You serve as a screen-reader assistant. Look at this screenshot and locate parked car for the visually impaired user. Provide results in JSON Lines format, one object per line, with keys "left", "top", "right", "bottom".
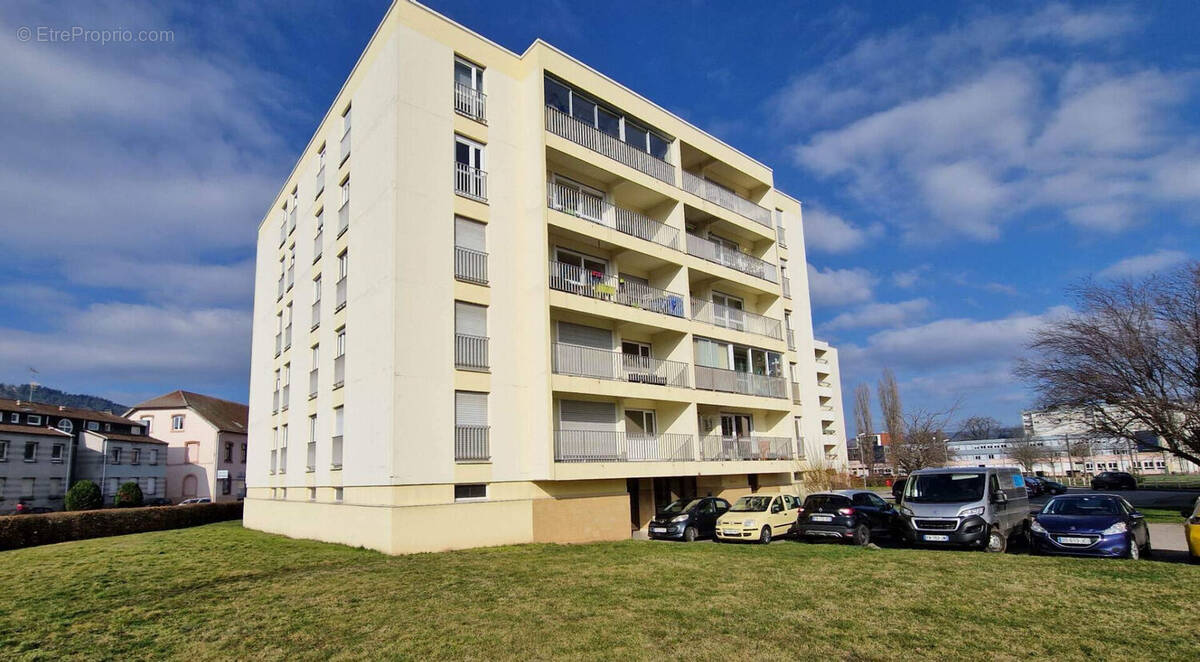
{"left": 12, "top": 504, "right": 53, "bottom": 515}
{"left": 1182, "top": 496, "right": 1200, "bottom": 564}
{"left": 1040, "top": 479, "right": 1067, "bottom": 495}
{"left": 891, "top": 478, "right": 907, "bottom": 503}
{"left": 715, "top": 493, "right": 801, "bottom": 544}
{"left": 794, "top": 490, "right": 898, "bottom": 546}
{"left": 897, "top": 467, "right": 1030, "bottom": 552}
{"left": 648, "top": 497, "right": 731, "bottom": 542}
{"left": 1091, "top": 471, "right": 1137, "bottom": 490}
{"left": 1031, "top": 494, "right": 1150, "bottom": 559}
{"left": 178, "top": 497, "right": 211, "bottom": 505}
{"left": 144, "top": 497, "right": 173, "bottom": 507}
{"left": 1024, "top": 476, "right": 1045, "bottom": 498}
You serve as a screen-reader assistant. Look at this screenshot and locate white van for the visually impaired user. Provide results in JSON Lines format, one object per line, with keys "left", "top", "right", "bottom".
{"left": 898, "top": 467, "right": 1030, "bottom": 553}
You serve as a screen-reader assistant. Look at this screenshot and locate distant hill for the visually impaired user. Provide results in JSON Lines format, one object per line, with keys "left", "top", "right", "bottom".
{"left": 0, "top": 384, "right": 127, "bottom": 415}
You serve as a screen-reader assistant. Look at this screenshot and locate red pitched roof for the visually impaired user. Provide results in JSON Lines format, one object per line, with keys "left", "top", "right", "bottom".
{"left": 128, "top": 390, "right": 248, "bottom": 434}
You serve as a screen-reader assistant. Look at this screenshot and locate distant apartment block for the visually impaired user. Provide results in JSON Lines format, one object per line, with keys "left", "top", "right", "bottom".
{"left": 244, "top": 0, "right": 849, "bottom": 554}
{"left": 126, "top": 390, "right": 249, "bottom": 502}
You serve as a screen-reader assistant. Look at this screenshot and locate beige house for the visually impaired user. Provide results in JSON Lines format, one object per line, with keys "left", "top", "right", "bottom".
{"left": 126, "top": 391, "right": 249, "bottom": 502}
{"left": 244, "top": 0, "right": 849, "bottom": 554}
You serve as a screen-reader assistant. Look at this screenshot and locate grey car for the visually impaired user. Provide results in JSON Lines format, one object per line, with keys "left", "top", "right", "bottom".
{"left": 897, "top": 466, "right": 1031, "bottom": 553}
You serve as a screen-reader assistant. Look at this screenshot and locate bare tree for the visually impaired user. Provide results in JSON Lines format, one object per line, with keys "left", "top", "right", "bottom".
{"left": 891, "top": 407, "right": 955, "bottom": 473}
{"left": 1006, "top": 437, "right": 1051, "bottom": 473}
{"left": 877, "top": 368, "right": 905, "bottom": 472}
{"left": 852, "top": 383, "right": 876, "bottom": 475}
{"left": 1017, "top": 263, "right": 1200, "bottom": 466}
{"left": 957, "top": 416, "right": 1001, "bottom": 441}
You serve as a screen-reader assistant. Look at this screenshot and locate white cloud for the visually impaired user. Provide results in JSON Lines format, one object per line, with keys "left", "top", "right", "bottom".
{"left": 892, "top": 265, "right": 931, "bottom": 289}
{"left": 822, "top": 298, "right": 931, "bottom": 331}
{"left": 1097, "top": 249, "right": 1190, "bottom": 279}
{"left": 806, "top": 265, "right": 877, "bottom": 307}
{"left": 802, "top": 207, "right": 883, "bottom": 253}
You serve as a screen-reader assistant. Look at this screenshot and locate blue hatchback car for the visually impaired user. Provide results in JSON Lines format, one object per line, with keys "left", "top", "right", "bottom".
{"left": 1030, "top": 494, "right": 1150, "bottom": 559}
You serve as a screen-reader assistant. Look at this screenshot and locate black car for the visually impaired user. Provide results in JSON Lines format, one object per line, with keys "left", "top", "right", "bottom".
{"left": 1024, "top": 476, "right": 1045, "bottom": 497}
{"left": 1091, "top": 471, "right": 1137, "bottom": 491}
{"left": 1041, "top": 479, "right": 1067, "bottom": 495}
{"left": 144, "top": 497, "right": 173, "bottom": 506}
{"left": 891, "top": 478, "right": 907, "bottom": 503}
{"left": 648, "top": 497, "right": 731, "bottom": 542}
{"left": 794, "top": 490, "right": 898, "bottom": 546}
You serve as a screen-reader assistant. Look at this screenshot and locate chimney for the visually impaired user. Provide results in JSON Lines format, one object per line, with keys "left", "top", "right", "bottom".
{"left": 59, "top": 405, "right": 66, "bottom": 411}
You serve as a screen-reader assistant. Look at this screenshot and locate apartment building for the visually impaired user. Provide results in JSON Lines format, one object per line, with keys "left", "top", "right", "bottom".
{"left": 126, "top": 390, "right": 250, "bottom": 502}
{"left": 244, "top": 0, "right": 848, "bottom": 554}
{"left": 946, "top": 437, "right": 1200, "bottom": 476}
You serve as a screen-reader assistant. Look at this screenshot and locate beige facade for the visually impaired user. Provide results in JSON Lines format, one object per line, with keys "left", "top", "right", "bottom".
{"left": 245, "top": 0, "right": 849, "bottom": 554}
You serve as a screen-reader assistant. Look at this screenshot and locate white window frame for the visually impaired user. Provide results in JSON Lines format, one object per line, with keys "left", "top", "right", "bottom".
{"left": 172, "top": 414, "right": 185, "bottom": 431}
{"left": 454, "top": 135, "right": 485, "bottom": 170}
{"left": 624, "top": 409, "right": 657, "bottom": 436}
{"left": 140, "top": 417, "right": 152, "bottom": 433}
{"left": 28, "top": 414, "right": 42, "bottom": 426}
{"left": 454, "top": 56, "right": 484, "bottom": 92}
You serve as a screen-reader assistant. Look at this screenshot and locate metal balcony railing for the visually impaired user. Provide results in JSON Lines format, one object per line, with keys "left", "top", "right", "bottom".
{"left": 686, "top": 234, "right": 777, "bottom": 282}
{"left": 313, "top": 229, "right": 323, "bottom": 263}
{"left": 552, "top": 343, "right": 690, "bottom": 388}
{"left": 455, "top": 333, "right": 489, "bottom": 370}
{"left": 331, "top": 435, "right": 343, "bottom": 469}
{"left": 545, "top": 106, "right": 675, "bottom": 185}
{"left": 340, "top": 129, "right": 350, "bottom": 164}
{"left": 694, "top": 365, "right": 787, "bottom": 398}
{"left": 791, "top": 382, "right": 802, "bottom": 404}
{"left": 547, "top": 181, "right": 680, "bottom": 251}
{"left": 681, "top": 170, "right": 771, "bottom": 227}
{"left": 690, "top": 297, "right": 782, "bottom": 340}
{"left": 455, "top": 425, "right": 489, "bottom": 462}
{"left": 548, "top": 260, "right": 686, "bottom": 318}
{"left": 315, "top": 165, "right": 325, "bottom": 197}
{"left": 306, "top": 441, "right": 316, "bottom": 472}
{"left": 454, "top": 81, "right": 486, "bottom": 122}
{"left": 781, "top": 276, "right": 791, "bottom": 299}
{"left": 309, "top": 369, "right": 318, "bottom": 399}
{"left": 554, "top": 430, "right": 695, "bottom": 463}
{"left": 311, "top": 299, "right": 320, "bottom": 331}
{"left": 335, "top": 277, "right": 347, "bottom": 312}
{"left": 333, "top": 355, "right": 345, "bottom": 389}
{"left": 454, "top": 246, "right": 488, "bottom": 285}
{"left": 454, "top": 162, "right": 487, "bottom": 201}
{"left": 337, "top": 202, "right": 349, "bottom": 237}
{"left": 699, "top": 435, "right": 794, "bottom": 461}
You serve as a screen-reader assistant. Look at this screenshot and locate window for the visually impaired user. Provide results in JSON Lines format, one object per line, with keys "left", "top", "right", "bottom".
{"left": 131, "top": 425, "right": 142, "bottom": 435}
{"left": 8, "top": 413, "right": 16, "bottom": 423}
{"left": 240, "top": 442, "right": 247, "bottom": 463}
{"left": 454, "top": 135, "right": 484, "bottom": 171}
{"left": 549, "top": 175, "right": 604, "bottom": 222}
{"left": 224, "top": 442, "right": 234, "bottom": 462}
{"left": 28, "top": 414, "right": 42, "bottom": 425}
{"left": 454, "top": 56, "right": 484, "bottom": 92}
{"left": 222, "top": 478, "right": 232, "bottom": 496}
{"left": 334, "top": 487, "right": 344, "bottom": 502}
{"left": 0, "top": 476, "right": 5, "bottom": 497}
{"left": 51, "top": 444, "right": 64, "bottom": 462}
{"left": 50, "top": 477, "right": 63, "bottom": 498}
{"left": 172, "top": 414, "right": 185, "bottom": 431}
{"left": 24, "top": 442, "right": 37, "bottom": 462}
{"left": 455, "top": 301, "right": 487, "bottom": 338}
{"left": 149, "top": 449, "right": 159, "bottom": 465}
{"left": 57, "top": 418, "right": 73, "bottom": 434}
{"left": 110, "top": 447, "right": 121, "bottom": 464}
{"left": 454, "top": 216, "right": 486, "bottom": 252}
{"left": 341, "top": 104, "right": 351, "bottom": 136}
{"left": 340, "top": 177, "right": 350, "bottom": 209}
{"left": 21, "top": 478, "right": 35, "bottom": 499}
{"left": 338, "top": 251, "right": 348, "bottom": 281}
{"left": 624, "top": 409, "right": 657, "bottom": 436}
{"left": 454, "top": 484, "right": 487, "bottom": 501}
{"left": 104, "top": 422, "right": 111, "bottom": 431}
{"left": 309, "top": 414, "right": 318, "bottom": 442}
{"left": 455, "top": 391, "right": 488, "bottom": 429}
{"left": 0, "top": 440, "right": 7, "bottom": 461}
{"left": 308, "top": 486, "right": 317, "bottom": 501}
{"left": 131, "top": 448, "right": 141, "bottom": 464}
{"left": 336, "top": 328, "right": 346, "bottom": 358}
{"left": 543, "top": 76, "right": 670, "bottom": 160}
{"left": 145, "top": 477, "right": 157, "bottom": 495}
{"left": 185, "top": 442, "right": 199, "bottom": 463}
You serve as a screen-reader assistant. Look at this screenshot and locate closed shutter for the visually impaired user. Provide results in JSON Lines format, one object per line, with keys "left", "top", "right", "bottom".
{"left": 557, "top": 322, "right": 611, "bottom": 349}
{"left": 455, "top": 391, "right": 488, "bottom": 426}
{"left": 693, "top": 338, "right": 729, "bottom": 369}
{"left": 455, "top": 302, "right": 486, "bottom": 336}
{"left": 559, "top": 400, "right": 616, "bottom": 431}
{"left": 455, "top": 216, "right": 485, "bottom": 251}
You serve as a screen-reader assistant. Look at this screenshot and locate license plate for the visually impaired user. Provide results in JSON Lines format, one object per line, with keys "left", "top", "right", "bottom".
{"left": 723, "top": 529, "right": 739, "bottom": 536}
{"left": 923, "top": 534, "right": 950, "bottom": 542}
{"left": 1058, "top": 536, "right": 1091, "bottom": 545}
{"left": 811, "top": 515, "right": 833, "bottom": 522}
{"left": 650, "top": 527, "right": 666, "bottom": 533}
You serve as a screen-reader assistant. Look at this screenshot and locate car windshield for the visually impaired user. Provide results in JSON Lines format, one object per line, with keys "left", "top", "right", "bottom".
{"left": 1042, "top": 496, "right": 1122, "bottom": 516}
{"left": 729, "top": 496, "right": 773, "bottom": 512}
{"left": 803, "top": 495, "right": 850, "bottom": 513}
{"left": 660, "top": 499, "right": 701, "bottom": 514}
{"left": 905, "top": 473, "right": 986, "bottom": 503}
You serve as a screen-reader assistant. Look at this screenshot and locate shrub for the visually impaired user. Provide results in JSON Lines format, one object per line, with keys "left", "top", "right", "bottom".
{"left": 0, "top": 502, "right": 243, "bottom": 551}
{"left": 65, "top": 480, "right": 103, "bottom": 511}
{"left": 114, "top": 481, "right": 144, "bottom": 508}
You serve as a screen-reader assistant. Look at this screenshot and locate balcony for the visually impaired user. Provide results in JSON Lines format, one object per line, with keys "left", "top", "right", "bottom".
{"left": 331, "top": 435, "right": 343, "bottom": 469}
{"left": 306, "top": 441, "right": 316, "bottom": 472}
{"left": 545, "top": 106, "right": 675, "bottom": 185}
{"left": 455, "top": 425, "right": 490, "bottom": 462}
{"left": 791, "top": 382, "right": 801, "bottom": 405}
{"left": 311, "top": 299, "right": 320, "bottom": 331}
{"left": 335, "top": 277, "right": 347, "bottom": 312}
{"left": 454, "top": 246, "right": 488, "bottom": 285}
{"left": 455, "top": 333, "right": 489, "bottom": 370}
{"left": 552, "top": 343, "right": 690, "bottom": 388}
{"left": 549, "top": 261, "right": 685, "bottom": 318}
{"left": 333, "top": 355, "right": 345, "bottom": 389}
{"left": 313, "top": 229, "right": 323, "bottom": 263}
{"left": 340, "top": 129, "right": 350, "bottom": 165}
{"left": 690, "top": 297, "right": 782, "bottom": 340}
{"left": 694, "top": 365, "right": 787, "bottom": 398}
{"left": 308, "top": 369, "right": 318, "bottom": 399}
{"left": 781, "top": 275, "right": 791, "bottom": 299}
{"left": 547, "top": 181, "right": 679, "bottom": 251}
{"left": 681, "top": 171, "right": 771, "bottom": 228}
{"left": 269, "top": 448, "right": 277, "bottom": 474}
{"left": 686, "top": 234, "right": 777, "bottom": 283}
{"left": 454, "top": 81, "right": 486, "bottom": 122}
{"left": 315, "top": 165, "right": 325, "bottom": 197}
{"left": 699, "top": 435, "right": 794, "bottom": 461}
{"left": 337, "top": 202, "right": 349, "bottom": 237}
{"left": 554, "top": 430, "right": 694, "bottom": 463}
{"left": 454, "top": 162, "right": 487, "bottom": 202}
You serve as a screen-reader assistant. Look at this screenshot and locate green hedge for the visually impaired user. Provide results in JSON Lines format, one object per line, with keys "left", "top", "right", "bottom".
{"left": 0, "top": 502, "right": 243, "bottom": 551}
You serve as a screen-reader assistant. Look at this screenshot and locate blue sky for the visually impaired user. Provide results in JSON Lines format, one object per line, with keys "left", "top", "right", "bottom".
{"left": 1, "top": 1, "right": 1197, "bottom": 430}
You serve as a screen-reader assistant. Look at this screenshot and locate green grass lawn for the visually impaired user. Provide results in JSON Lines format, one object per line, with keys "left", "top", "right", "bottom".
{"left": 1138, "top": 507, "right": 1188, "bottom": 524}
{"left": 2, "top": 522, "right": 1198, "bottom": 661}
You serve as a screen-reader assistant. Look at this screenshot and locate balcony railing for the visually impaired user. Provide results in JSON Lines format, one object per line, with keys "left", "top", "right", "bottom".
{"left": 313, "top": 229, "right": 323, "bottom": 263}
{"left": 309, "top": 369, "right": 318, "bottom": 399}
{"left": 315, "top": 165, "right": 325, "bottom": 197}
{"left": 306, "top": 441, "right": 316, "bottom": 472}
{"left": 280, "top": 385, "right": 289, "bottom": 411}
{"left": 269, "top": 449, "right": 277, "bottom": 474}
{"left": 455, "top": 425, "right": 489, "bottom": 462}
{"left": 331, "top": 435, "right": 343, "bottom": 469}
{"left": 552, "top": 343, "right": 690, "bottom": 388}
{"left": 549, "top": 260, "right": 685, "bottom": 318}
{"left": 337, "top": 202, "right": 349, "bottom": 237}
{"left": 335, "top": 277, "right": 347, "bottom": 312}
{"left": 311, "top": 299, "right": 320, "bottom": 331}
{"left": 781, "top": 276, "right": 791, "bottom": 299}
{"left": 699, "top": 435, "right": 794, "bottom": 461}
{"left": 340, "top": 129, "right": 350, "bottom": 164}
{"left": 454, "top": 162, "right": 487, "bottom": 202}
{"left": 690, "top": 297, "right": 782, "bottom": 340}
{"left": 787, "top": 330, "right": 796, "bottom": 351}
{"left": 694, "top": 365, "right": 787, "bottom": 398}
{"left": 791, "top": 382, "right": 802, "bottom": 404}
{"left": 455, "top": 333, "right": 489, "bottom": 370}
{"left": 545, "top": 106, "right": 675, "bottom": 185}
{"left": 454, "top": 81, "right": 486, "bottom": 122}
{"left": 554, "top": 430, "right": 695, "bottom": 463}
{"left": 681, "top": 170, "right": 771, "bottom": 227}
{"left": 686, "top": 234, "right": 777, "bottom": 282}
{"left": 547, "top": 181, "right": 679, "bottom": 251}
{"left": 333, "top": 355, "right": 345, "bottom": 389}
{"left": 454, "top": 246, "right": 488, "bottom": 285}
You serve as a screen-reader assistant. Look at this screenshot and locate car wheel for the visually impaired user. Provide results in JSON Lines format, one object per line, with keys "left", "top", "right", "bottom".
{"left": 852, "top": 524, "right": 870, "bottom": 546}
{"left": 1142, "top": 539, "right": 1152, "bottom": 559}
{"left": 760, "top": 525, "right": 772, "bottom": 544}
{"left": 683, "top": 526, "right": 697, "bottom": 543}
{"left": 985, "top": 528, "right": 1007, "bottom": 553}
{"left": 1127, "top": 535, "right": 1140, "bottom": 560}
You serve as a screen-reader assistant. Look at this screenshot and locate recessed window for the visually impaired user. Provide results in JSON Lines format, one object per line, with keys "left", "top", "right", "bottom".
{"left": 308, "top": 487, "right": 317, "bottom": 501}
{"left": 0, "top": 440, "right": 8, "bottom": 462}
{"left": 24, "top": 442, "right": 38, "bottom": 462}
{"left": 172, "top": 414, "right": 185, "bottom": 431}
{"left": 149, "top": 449, "right": 159, "bottom": 465}
{"left": 131, "top": 448, "right": 141, "bottom": 465}
{"left": 110, "top": 447, "right": 121, "bottom": 464}
{"left": 334, "top": 487, "right": 344, "bottom": 502}
{"left": 224, "top": 441, "right": 234, "bottom": 462}
{"left": 21, "top": 477, "right": 35, "bottom": 499}
{"left": 27, "top": 414, "right": 42, "bottom": 426}
{"left": 8, "top": 413, "right": 17, "bottom": 424}
{"left": 454, "top": 484, "right": 487, "bottom": 501}
{"left": 104, "top": 422, "right": 111, "bottom": 432}
{"left": 240, "top": 443, "right": 247, "bottom": 463}
{"left": 57, "top": 418, "right": 73, "bottom": 434}
{"left": 51, "top": 444, "right": 64, "bottom": 462}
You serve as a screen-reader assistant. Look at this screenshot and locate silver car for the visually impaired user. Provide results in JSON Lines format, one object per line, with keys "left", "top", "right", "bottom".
{"left": 898, "top": 466, "right": 1030, "bottom": 553}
